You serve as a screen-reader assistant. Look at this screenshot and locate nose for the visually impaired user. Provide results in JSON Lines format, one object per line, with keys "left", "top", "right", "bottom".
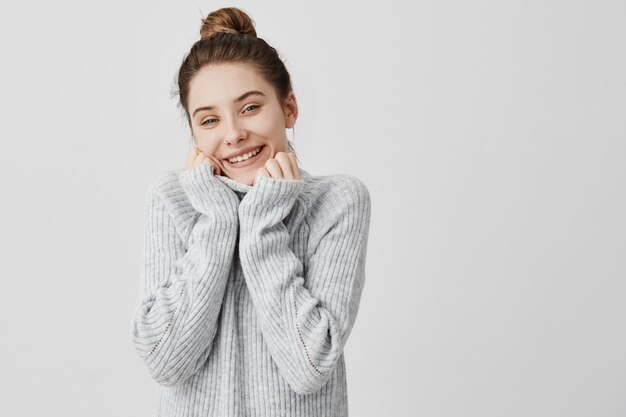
{"left": 223, "top": 116, "right": 247, "bottom": 145}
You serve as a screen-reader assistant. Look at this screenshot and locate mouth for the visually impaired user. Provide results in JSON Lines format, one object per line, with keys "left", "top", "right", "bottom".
{"left": 223, "top": 145, "right": 267, "bottom": 169}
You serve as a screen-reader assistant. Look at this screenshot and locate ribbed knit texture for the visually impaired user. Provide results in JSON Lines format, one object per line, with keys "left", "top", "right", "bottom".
{"left": 130, "top": 163, "right": 371, "bottom": 417}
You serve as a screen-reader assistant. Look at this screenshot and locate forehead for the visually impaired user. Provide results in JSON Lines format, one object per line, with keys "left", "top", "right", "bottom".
{"left": 188, "top": 62, "right": 272, "bottom": 107}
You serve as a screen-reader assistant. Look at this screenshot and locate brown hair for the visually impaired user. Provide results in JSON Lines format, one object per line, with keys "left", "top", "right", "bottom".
{"left": 174, "top": 7, "right": 295, "bottom": 138}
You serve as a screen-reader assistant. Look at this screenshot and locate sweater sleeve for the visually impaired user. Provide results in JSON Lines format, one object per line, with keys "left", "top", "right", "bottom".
{"left": 237, "top": 174, "right": 371, "bottom": 395}
{"left": 130, "top": 164, "right": 239, "bottom": 386}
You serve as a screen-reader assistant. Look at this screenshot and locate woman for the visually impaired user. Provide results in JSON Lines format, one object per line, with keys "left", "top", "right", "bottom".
{"left": 130, "top": 7, "right": 371, "bottom": 416}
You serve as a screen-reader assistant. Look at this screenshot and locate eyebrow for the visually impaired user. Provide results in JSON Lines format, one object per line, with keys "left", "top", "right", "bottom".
{"left": 192, "top": 90, "right": 266, "bottom": 118}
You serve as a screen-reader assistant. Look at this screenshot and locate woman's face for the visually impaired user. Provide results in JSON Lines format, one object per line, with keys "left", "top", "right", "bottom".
{"left": 187, "top": 62, "right": 297, "bottom": 185}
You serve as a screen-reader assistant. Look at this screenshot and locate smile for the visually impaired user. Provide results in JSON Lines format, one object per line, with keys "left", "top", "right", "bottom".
{"left": 224, "top": 145, "right": 266, "bottom": 168}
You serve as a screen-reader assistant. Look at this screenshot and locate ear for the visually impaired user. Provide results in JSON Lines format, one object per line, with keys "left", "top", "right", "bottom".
{"left": 284, "top": 91, "right": 298, "bottom": 129}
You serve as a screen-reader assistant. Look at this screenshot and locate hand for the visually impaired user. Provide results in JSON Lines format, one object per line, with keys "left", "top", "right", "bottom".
{"left": 254, "top": 151, "right": 300, "bottom": 186}
{"left": 185, "top": 146, "right": 224, "bottom": 176}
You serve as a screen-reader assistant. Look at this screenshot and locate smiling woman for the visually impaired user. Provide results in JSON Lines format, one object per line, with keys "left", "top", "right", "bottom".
{"left": 130, "top": 6, "right": 372, "bottom": 417}
{"left": 187, "top": 62, "right": 297, "bottom": 186}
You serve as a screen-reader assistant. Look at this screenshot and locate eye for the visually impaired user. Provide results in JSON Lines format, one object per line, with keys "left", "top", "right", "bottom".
{"left": 200, "top": 117, "right": 218, "bottom": 126}
{"left": 243, "top": 104, "right": 261, "bottom": 113}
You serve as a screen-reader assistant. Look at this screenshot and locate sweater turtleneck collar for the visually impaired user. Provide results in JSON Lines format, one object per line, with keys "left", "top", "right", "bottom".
{"left": 215, "top": 168, "right": 312, "bottom": 196}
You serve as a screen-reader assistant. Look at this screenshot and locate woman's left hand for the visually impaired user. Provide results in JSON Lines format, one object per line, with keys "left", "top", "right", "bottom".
{"left": 254, "top": 151, "right": 300, "bottom": 186}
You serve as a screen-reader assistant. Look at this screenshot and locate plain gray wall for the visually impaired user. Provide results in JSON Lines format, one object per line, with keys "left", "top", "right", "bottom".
{"left": 0, "top": 0, "right": 624, "bottom": 416}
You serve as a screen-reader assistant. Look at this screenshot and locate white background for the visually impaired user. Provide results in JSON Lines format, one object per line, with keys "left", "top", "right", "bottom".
{"left": 0, "top": 0, "right": 624, "bottom": 416}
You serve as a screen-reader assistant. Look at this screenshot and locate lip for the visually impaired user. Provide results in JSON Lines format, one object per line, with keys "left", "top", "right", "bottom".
{"left": 223, "top": 145, "right": 265, "bottom": 160}
{"left": 224, "top": 145, "right": 267, "bottom": 169}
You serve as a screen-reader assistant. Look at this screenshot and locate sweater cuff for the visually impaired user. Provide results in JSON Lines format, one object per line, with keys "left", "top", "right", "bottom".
{"left": 240, "top": 175, "right": 303, "bottom": 209}
{"left": 178, "top": 163, "right": 239, "bottom": 218}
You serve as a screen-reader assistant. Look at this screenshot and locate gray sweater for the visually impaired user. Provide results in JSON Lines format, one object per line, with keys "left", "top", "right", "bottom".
{"left": 131, "top": 163, "right": 371, "bottom": 416}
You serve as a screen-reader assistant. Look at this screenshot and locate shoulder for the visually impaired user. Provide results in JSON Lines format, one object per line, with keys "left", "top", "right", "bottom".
{"left": 300, "top": 170, "right": 370, "bottom": 211}
{"left": 144, "top": 169, "right": 195, "bottom": 221}
{"left": 299, "top": 170, "right": 371, "bottom": 252}
{"left": 143, "top": 169, "right": 198, "bottom": 243}
{"left": 146, "top": 169, "right": 186, "bottom": 200}
{"left": 299, "top": 170, "right": 371, "bottom": 236}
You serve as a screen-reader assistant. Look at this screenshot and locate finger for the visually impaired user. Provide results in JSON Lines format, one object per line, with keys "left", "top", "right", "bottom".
{"left": 206, "top": 154, "right": 223, "bottom": 175}
{"left": 274, "top": 152, "right": 294, "bottom": 179}
{"left": 257, "top": 167, "right": 270, "bottom": 177}
{"left": 254, "top": 167, "right": 270, "bottom": 186}
{"left": 193, "top": 151, "right": 208, "bottom": 168}
{"left": 287, "top": 151, "right": 300, "bottom": 180}
{"left": 264, "top": 158, "right": 283, "bottom": 178}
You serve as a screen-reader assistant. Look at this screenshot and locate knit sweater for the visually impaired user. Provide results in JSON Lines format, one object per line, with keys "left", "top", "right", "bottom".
{"left": 130, "top": 162, "right": 371, "bottom": 417}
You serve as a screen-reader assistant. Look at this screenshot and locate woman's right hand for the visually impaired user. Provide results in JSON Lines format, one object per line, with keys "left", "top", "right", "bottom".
{"left": 180, "top": 146, "right": 239, "bottom": 222}
{"left": 185, "top": 146, "right": 223, "bottom": 176}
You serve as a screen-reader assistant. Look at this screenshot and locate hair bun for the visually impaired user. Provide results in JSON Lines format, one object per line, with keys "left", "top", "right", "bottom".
{"left": 200, "top": 7, "right": 257, "bottom": 39}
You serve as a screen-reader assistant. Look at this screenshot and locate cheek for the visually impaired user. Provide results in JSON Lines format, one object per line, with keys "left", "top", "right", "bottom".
{"left": 195, "top": 133, "right": 220, "bottom": 154}
{"left": 257, "top": 112, "right": 287, "bottom": 139}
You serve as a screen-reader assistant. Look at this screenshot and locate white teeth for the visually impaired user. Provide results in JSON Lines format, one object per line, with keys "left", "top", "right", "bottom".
{"left": 228, "top": 146, "right": 262, "bottom": 163}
